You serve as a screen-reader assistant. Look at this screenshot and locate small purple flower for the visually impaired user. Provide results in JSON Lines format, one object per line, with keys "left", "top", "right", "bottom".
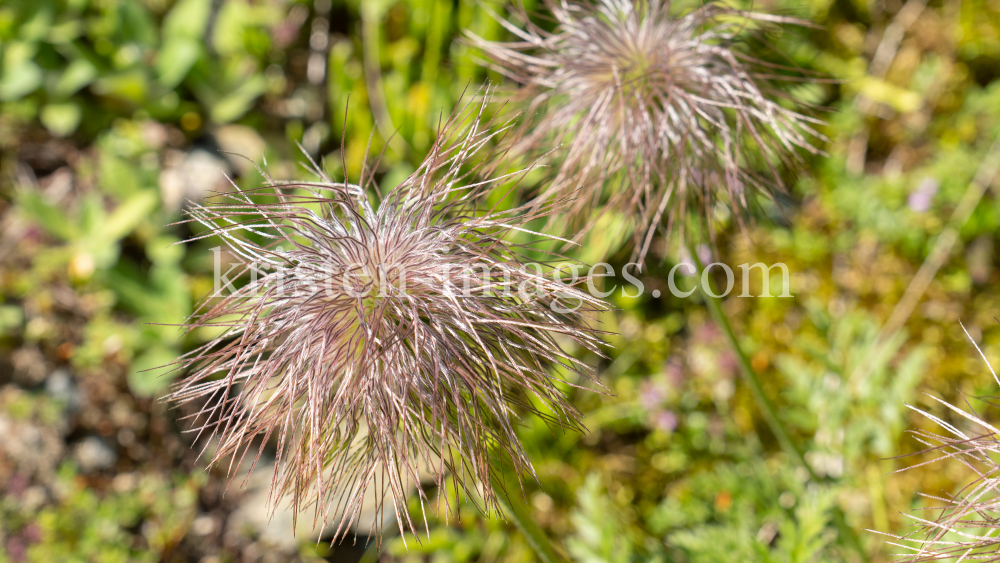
{"left": 20, "top": 524, "right": 40, "bottom": 544}
{"left": 5, "top": 473, "right": 28, "bottom": 498}
{"left": 663, "top": 360, "right": 684, "bottom": 388}
{"left": 907, "top": 177, "right": 938, "bottom": 212}
{"left": 639, "top": 380, "right": 669, "bottom": 410}
{"left": 6, "top": 538, "right": 26, "bottom": 563}
{"left": 696, "top": 244, "right": 713, "bottom": 267}
{"left": 651, "top": 410, "right": 678, "bottom": 433}
{"left": 694, "top": 322, "right": 722, "bottom": 343}
{"left": 717, "top": 351, "right": 738, "bottom": 379}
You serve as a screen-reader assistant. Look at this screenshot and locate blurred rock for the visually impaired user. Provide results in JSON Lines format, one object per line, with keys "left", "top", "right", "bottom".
{"left": 111, "top": 471, "right": 140, "bottom": 492}
{"left": 21, "top": 485, "right": 47, "bottom": 512}
{"left": 39, "top": 167, "right": 73, "bottom": 201}
{"left": 226, "top": 460, "right": 325, "bottom": 551}
{"left": 214, "top": 125, "right": 266, "bottom": 175}
{"left": 226, "top": 459, "right": 397, "bottom": 551}
{"left": 0, "top": 409, "right": 65, "bottom": 484}
{"left": 73, "top": 436, "right": 117, "bottom": 473}
{"left": 191, "top": 514, "right": 218, "bottom": 536}
{"left": 141, "top": 121, "right": 170, "bottom": 150}
{"left": 11, "top": 347, "right": 52, "bottom": 387}
{"left": 45, "top": 368, "right": 79, "bottom": 411}
{"left": 159, "top": 149, "right": 233, "bottom": 211}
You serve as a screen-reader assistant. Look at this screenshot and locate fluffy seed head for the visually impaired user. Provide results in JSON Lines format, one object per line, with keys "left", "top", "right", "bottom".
{"left": 468, "top": 0, "right": 825, "bottom": 261}
{"left": 878, "top": 326, "right": 1000, "bottom": 561}
{"left": 168, "top": 98, "right": 605, "bottom": 542}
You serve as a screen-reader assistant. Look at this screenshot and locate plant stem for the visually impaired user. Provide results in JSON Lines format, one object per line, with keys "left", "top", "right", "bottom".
{"left": 360, "top": 2, "right": 407, "bottom": 155}
{"left": 493, "top": 480, "right": 565, "bottom": 563}
{"left": 357, "top": 540, "right": 380, "bottom": 563}
{"left": 689, "top": 245, "right": 869, "bottom": 562}
{"left": 354, "top": 479, "right": 564, "bottom": 563}
{"left": 688, "top": 247, "right": 811, "bottom": 474}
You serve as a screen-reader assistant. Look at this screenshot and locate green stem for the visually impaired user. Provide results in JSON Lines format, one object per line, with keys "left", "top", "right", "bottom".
{"left": 354, "top": 480, "right": 564, "bottom": 563}
{"left": 493, "top": 480, "right": 565, "bottom": 563}
{"left": 689, "top": 246, "right": 869, "bottom": 562}
{"left": 357, "top": 540, "right": 380, "bottom": 563}
{"left": 689, "top": 250, "right": 812, "bottom": 476}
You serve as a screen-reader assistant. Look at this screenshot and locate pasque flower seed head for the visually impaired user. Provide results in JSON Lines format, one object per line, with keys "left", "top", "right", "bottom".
{"left": 168, "top": 96, "right": 606, "bottom": 541}
{"left": 468, "top": 0, "right": 825, "bottom": 261}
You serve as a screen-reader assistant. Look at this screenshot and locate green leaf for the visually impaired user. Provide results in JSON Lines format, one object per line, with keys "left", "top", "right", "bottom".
{"left": 0, "top": 305, "right": 24, "bottom": 336}
{"left": 567, "top": 474, "right": 634, "bottom": 563}
{"left": 212, "top": 0, "right": 252, "bottom": 56}
{"left": 120, "top": 1, "right": 158, "bottom": 46}
{"left": 46, "top": 19, "right": 83, "bottom": 44}
{"left": 856, "top": 76, "right": 922, "bottom": 113}
{"left": 40, "top": 102, "right": 82, "bottom": 136}
{"left": 146, "top": 235, "right": 184, "bottom": 265}
{"left": 18, "top": 4, "right": 52, "bottom": 42}
{"left": 17, "top": 191, "right": 75, "bottom": 241}
{"left": 101, "top": 191, "right": 158, "bottom": 243}
{"left": 98, "top": 151, "right": 142, "bottom": 198}
{"left": 54, "top": 58, "right": 98, "bottom": 97}
{"left": 77, "top": 195, "right": 106, "bottom": 238}
{"left": 0, "top": 60, "right": 42, "bottom": 100}
{"left": 91, "top": 69, "right": 149, "bottom": 104}
{"left": 210, "top": 73, "right": 265, "bottom": 124}
{"left": 77, "top": 192, "right": 107, "bottom": 241}
{"left": 128, "top": 346, "right": 179, "bottom": 397}
{"left": 163, "top": 0, "right": 210, "bottom": 40}
{"left": 496, "top": 490, "right": 567, "bottom": 563}
{"left": 105, "top": 264, "right": 158, "bottom": 318}
{"left": 106, "top": 260, "right": 190, "bottom": 346}
{"left": 156, "top": 37, "right": 201, "bottom": 89}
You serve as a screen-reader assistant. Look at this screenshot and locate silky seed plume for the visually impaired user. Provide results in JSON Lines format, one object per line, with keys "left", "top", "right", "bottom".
{"left": 468, "top": 0, "right": 825, "bottom": 261}
{"left": 167, "top": 96, "right": 606, "bottom": 543}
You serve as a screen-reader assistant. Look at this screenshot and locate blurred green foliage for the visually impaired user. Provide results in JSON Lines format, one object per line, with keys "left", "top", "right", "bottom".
{"left": 0, "top": 0, "right": 278, "bottom": 134}
{"left": 0, "top": 465, "right": 202, "bottom": 563}
{"left": 4, "top": 0, "right": 1000, "bottom": 562}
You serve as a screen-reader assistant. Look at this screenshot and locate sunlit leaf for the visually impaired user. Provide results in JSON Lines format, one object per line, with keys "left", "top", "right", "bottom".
{"left": 40, "top": 102, "right": 82, "bottom": 136}
{"left": 92, "top": 69, "right": 149, "bottom": 104}
{"left": 0, "top": 60, "right": 42, "bottom": 100}
{"left": 163, "top": 0, "right": 211, "bottom": 40}
{"left": 54, "top": 57, "right": 97, "bottom": 97}
{"left": 128, "top": 346, "right": 179, "bottom": 397}
{"left": 209, "top": 73, "right": 265, "bottom": 123}
{"left": 102, "top": 191, "right": 158, "bottom": 243}
{"left": 156, "top": 36, "right": 201, "bottom": 89}
{"left": 16, "top": 191, "right": 75, "bottom": 241}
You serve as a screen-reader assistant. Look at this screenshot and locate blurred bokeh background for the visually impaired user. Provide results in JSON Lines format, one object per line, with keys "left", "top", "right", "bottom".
{"left": 2, "top": 0, "right": 1000, "bottom": 561}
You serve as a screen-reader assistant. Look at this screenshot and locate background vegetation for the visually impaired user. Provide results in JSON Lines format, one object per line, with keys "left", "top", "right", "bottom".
{"left": 2, "top": 0, "right": 1000, "bottom": 561}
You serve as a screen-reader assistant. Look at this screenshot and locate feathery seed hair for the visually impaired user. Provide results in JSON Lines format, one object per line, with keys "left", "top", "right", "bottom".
{"left": 168, "top": 98, "right": 606, "bottom": 543}
{"left": 467, "top": 0, "right": 825, "bottom": 261}
{"left": 876, "top": 324, "right": 1000, "bottom": 561}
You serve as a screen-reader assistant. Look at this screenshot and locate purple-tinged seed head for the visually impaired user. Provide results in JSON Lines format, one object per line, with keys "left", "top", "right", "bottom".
{"left": 166, "top": 93, "right": 608, "bottom": 543}
{"left": 468, "top": 0, "right": 826, "bottom": 262}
